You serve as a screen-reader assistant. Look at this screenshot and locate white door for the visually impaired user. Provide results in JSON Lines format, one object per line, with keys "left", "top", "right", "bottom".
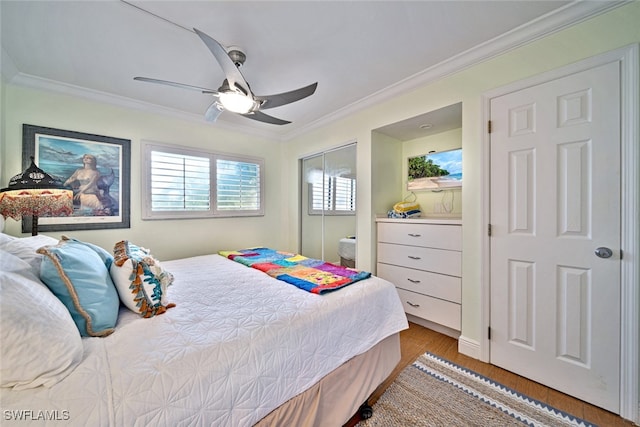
{"left": 489, "top": 61, "right": 621, "bottom": 412}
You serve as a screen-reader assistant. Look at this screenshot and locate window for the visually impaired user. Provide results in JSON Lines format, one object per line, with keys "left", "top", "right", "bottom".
{"left": 149, "top": 151, "right": 211, "bottom": 213}
{"left": 143, "top": 142, "right": 264, "bottom": 219}
{"left": 215, "top": 158, "right": 262, "bottom": 213}
{"left": 309, "top": 174, "right": 356, "bottom": 215}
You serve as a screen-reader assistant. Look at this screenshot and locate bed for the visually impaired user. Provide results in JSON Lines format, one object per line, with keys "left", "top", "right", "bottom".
{"left": 338, "top": 237, "right": 356, "bottom": 268}
{"left": 0, "top": 234, "right": 408, "bottom": 426}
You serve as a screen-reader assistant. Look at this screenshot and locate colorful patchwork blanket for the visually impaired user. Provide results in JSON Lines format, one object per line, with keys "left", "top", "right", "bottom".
{"left": 219, "top": 247, "right": 371, "bottom": 294}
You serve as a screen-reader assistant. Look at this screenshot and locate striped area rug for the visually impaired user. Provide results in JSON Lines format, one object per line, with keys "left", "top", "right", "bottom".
{"left": 357, "top": 352, "right": 595, "bottom": 427}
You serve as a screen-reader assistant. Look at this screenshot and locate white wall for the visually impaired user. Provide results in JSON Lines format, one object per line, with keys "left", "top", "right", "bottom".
{"left": 283, "top": 2, "right": 640, "bottom": 345}
{"left": 0, "top": 84, "right": 286, "bottom": 260}
{"left": 369, "top": 131, "right": 403, "bottom": 270}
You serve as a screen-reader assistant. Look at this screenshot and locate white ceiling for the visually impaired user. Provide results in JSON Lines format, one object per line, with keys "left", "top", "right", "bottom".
{"left": 375, "top": 102, "right": 463, "bottom": 141}
{"left": 0, "top": 1, "right": 622, "bottom": 141}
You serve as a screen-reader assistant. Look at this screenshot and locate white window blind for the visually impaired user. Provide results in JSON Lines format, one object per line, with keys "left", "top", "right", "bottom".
{"left": 333, "top": 176, "right": 356, "bottom": 211}
{"left": 150, "top": 151, "right": 210, "bottom": 212}
{"left": 311, "top": 175, "right": 331, "bottom": 211}
{"left": 310, "top": 175, "right": 356, "bottom": 215}
{"left": 143, "top": 142, "right": 264, "bottom": 219}
{"left": 215, "top": 158, "right": 261, "bottom": 213}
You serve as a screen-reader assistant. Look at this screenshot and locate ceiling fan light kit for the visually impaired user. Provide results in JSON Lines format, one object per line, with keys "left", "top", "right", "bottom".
{"left": 134, "top": 28, "right": 317, "bottom": 125}
{"left": 219, "top": 91, "right": 256, "bottom": 114}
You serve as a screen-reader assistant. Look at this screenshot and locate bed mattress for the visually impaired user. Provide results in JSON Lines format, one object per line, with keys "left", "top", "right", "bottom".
{"left": 1, "top": 254, "right": 407, "bottom": 426}
{"left": 338, "top": 237, "right": 356, "bottom": 260}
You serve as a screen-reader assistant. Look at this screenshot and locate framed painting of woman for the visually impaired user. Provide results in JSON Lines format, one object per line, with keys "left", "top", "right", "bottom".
{"left": 21, "top": 124, "right": 131, "bottom": 232}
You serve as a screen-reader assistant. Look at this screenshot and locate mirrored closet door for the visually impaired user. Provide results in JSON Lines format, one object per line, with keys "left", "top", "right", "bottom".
{"left": 300, "top": 143, "right": 357, "bottom": 266}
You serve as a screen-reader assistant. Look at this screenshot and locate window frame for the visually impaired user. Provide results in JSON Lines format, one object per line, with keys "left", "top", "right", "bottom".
{"left": 142, "top": 141, "right": 265, "bottom": 220}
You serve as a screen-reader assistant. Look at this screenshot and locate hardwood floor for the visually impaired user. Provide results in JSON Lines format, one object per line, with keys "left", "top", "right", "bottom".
{"left": 366, "top": 322, "right": 635, "bottom": 427}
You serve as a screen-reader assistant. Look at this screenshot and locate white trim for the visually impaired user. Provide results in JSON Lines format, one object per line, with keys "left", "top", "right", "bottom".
{"left": 480, "top": 91, "right": 493, "bottom": 365}
{"left": 285, "top": 0, "right": 626, "bottom": 141}
{"left": 298, "top": 142, "right": 358, "bottom": 259}
{"left": 299, "top": 140, "right": 359, "bottom": 162}
{"left": 7, "top": 73, "right": 281, "bottom": 141}
{"left": 4, "top": 2, "right": 626, "bottom": 142}
{"left": 1, "top": 47, "right": 19, "bottom": 83}
{"left": 480, "top": 44, "right": 639, "bottom": 422}
{"left": 619, "top": 43, "right": 640, "bottom": 426}
{"left": 458, "top": 335, "right": 481, "bottom": 360}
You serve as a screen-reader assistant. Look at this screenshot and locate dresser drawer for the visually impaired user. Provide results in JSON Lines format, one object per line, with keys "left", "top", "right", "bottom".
{"left": 377, "top": 242, "right": 461, "bottom": 276}
{"left": 396, "top": 288, "right": 461, "bottom": 330}
{"left": 378, "top": 222, "right": 461, "bottom": 251}
{"left": 377, "top": 263, "right": 461, "bottom": 303}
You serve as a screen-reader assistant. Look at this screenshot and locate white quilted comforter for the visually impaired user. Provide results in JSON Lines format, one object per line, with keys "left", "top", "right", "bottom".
{"left": 1, "top": 254, "right": 408, "bottom": 426}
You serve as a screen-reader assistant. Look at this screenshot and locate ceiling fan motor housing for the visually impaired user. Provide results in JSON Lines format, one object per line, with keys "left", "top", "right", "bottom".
{"left": 226, "top": 47, "right": 246, "bottom": 67}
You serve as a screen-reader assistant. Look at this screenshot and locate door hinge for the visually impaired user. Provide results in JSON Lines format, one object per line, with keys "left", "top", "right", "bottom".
{"left": 488, "top": 224, "right": 492, "bottom": 236}
{"left": 488, "top": 327, "right": 491, "bottom": 340}
{"left": 487, "top": 120, "right": 492, "bottom": 134}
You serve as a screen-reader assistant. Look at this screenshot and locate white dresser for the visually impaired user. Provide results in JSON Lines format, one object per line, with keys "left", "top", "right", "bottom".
{"left": 376, "top": 217, "right": 462, "bottom": 335}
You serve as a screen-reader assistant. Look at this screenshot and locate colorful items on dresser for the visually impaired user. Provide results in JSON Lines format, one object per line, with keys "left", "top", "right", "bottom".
{"left": 387, "top": 194, "right": 422, "bottom": 218}
{"left": 219, "top": 247, "right": 371, "bottom": 294}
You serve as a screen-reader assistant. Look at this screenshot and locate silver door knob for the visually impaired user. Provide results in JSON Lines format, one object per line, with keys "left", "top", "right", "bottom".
{"left": 595, "top": 247, "right": 613, "bottom": 258}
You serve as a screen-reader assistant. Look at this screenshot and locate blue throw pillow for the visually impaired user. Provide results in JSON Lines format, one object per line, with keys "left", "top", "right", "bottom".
{"left": 37, "top": 236, "right": 119, "bottom": 337}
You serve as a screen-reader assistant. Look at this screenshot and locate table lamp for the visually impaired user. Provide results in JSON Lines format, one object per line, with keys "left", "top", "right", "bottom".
{"left": 0, "top": 157, "right": 73, "bottom": 235}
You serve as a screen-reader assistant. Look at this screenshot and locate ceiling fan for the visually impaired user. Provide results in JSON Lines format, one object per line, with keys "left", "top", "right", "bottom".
{"left": 134, "top": 28, "right": 317, "bottom": 125}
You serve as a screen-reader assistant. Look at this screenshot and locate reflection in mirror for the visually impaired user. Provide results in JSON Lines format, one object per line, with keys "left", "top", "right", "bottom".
{"left": 300, "top": 144, "right": 356, "bottom": 265}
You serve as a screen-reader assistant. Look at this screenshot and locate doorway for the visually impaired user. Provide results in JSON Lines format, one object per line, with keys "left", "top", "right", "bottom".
{"left": 481, "top": 45, "right": 638, "bottom": 420}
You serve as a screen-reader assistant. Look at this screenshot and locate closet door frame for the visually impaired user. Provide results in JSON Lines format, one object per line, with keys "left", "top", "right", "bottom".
{"left": 299, "top": 142, "right": 357, "bottom": 262}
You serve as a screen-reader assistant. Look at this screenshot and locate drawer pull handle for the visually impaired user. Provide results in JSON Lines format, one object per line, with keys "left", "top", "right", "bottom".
{"left": 408, "top": 233, "right": 421, "bottom": 237}
{"left": 407, "top": 278, "right": 421, "bottom": 283}
{"left": 406, "top": 301, "right": 420, "bottom": 308}
{"left": 408, "top": 255, "right": 421, "bottom": 260}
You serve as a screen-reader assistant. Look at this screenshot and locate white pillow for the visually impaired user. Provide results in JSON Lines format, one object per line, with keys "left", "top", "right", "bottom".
{"left": 0, "top": 249, "right": 83, "bottom": 390}
{"left": 0, "top": 232, "right": 14, "bottom": 245}
{"left": 0, "top": 234, "right": 59, "bottom": 276}
{"left": 110, "top": 240, "right": 175, "bottom": 317}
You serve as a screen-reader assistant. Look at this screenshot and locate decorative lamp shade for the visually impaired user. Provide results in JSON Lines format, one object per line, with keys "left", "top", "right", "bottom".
{"left": 0, "top": 157, "right": 73, "bottom": 235}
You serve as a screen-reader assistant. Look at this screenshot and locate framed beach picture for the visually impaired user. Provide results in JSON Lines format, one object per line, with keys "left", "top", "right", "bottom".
{"left": 22, "top": 124, "right": 131, "bottom": 232}
{"left": 407, "top": 148, "right": 462, "bottom": 191}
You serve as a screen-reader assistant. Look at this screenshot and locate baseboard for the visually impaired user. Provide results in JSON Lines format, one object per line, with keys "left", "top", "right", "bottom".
{"left": 458, "top": 335, "right": 481, "bottom": 360}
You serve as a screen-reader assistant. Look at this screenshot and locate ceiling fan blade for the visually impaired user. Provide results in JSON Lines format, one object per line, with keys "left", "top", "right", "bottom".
{"left": 256, "top": 82, "right": 318, "bottom": 110}
{"left": 242, "top": 111, "right": 291, "bottom": 125}
{"left": 205, "top": 102, "right": 224, "bottom": 123}
{"left": 193, "top": 28, "right": 252, "bottom": 96}
{"left": 134, "top": 77, "right": 219, "bottom": 94}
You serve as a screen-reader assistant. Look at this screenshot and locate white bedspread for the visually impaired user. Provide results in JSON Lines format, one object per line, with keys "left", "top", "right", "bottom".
{"left": 1, "top": 254, "right": 408, "bottom": 426}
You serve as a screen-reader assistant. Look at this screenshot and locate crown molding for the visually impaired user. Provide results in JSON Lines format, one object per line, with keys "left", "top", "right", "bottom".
{"left": 283, "top": 0, "right": 628, "bottom": 141}
{"left": 1, "top": 47, "right": 19, "bottom": 84}
{"left": 5, "top": 1, "right": 627, "bottom": 142}
{"left": 7, "top": 73, "right": 284, "bottom": 141}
